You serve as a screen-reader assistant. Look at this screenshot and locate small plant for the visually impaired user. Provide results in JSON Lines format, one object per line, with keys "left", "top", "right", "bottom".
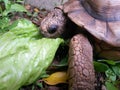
{"left": 0, "top": 0, "right": 27, "bottom": 33}
{"left": 94, "top": 60, "right": 120, "bottom": 90}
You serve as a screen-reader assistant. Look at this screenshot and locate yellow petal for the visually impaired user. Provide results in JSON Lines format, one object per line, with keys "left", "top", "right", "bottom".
{"left": 43, "top": 72, "right": 68, "bottom": 85}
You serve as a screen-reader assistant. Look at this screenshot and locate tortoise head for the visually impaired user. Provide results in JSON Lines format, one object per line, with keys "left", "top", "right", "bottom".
{"left": 82, "top": 0, "right": 120, "bottom": 21}
{"left": 40, "top": 8, "right": 67, "bottom": 38}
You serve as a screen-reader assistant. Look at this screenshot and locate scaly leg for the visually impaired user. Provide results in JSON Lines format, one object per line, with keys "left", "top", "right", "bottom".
{"left": 68, "top": 34, "right": 95, "bottom": 90}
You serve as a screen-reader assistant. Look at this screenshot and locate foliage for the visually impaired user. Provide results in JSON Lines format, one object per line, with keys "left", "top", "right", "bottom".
{"left": 0, "top": 0, "right": 27, "bottom": 32}
{"left": 94, "top": 60, "right": 120, "bottom": 90}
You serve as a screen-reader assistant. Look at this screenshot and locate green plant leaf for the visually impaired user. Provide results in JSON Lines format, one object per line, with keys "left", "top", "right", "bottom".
{"left": 10, "top": 3, "right": 27, "bottom": 12}
{"left": 2, "top": 0, "right": 10, "bottom": 10}
{"left": 105, "top": 81, "right": 118, "bottom": 90}
{"left": 98, "top": 59, "right": 116, "bottom": 65}
{"left": 94, "top": 61, "right": 109, "bottom": 72}
{"left": 112, "top": 63, "right": 120, "bottom": 77}
{"left": 2, "top": 3, "right": 27, "bottom": 16}
{"left": 36, "top": 82, "right": 43, "bottom": 88}
{"left": 0, "top": 17, "right": 10, "bottom": 30}
{"left": 105, "top": 69, "right": 116, "bottom": 82}
{"left": 16, "top": 0, "right": 24, "bottom": 3}
{"left": 0, "top": 19, "right": 64, "bottom": 90}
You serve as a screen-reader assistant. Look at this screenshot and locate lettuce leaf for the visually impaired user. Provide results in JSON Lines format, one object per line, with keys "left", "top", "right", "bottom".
{"left": 0, "top": 19, "right": 64, "bottom": 90}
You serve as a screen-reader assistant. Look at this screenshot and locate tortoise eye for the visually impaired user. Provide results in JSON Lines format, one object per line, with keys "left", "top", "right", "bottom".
{"left": 48, "top": 25, "right": 58, "bottom": 34}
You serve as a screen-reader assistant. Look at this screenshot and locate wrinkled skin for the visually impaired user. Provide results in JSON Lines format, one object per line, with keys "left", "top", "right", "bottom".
{"left": 40, "top": 8, "right": 95, "bottom": 90}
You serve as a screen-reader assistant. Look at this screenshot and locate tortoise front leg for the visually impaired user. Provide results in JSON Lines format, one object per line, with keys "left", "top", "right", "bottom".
{"left": 68, "top": 34, "right": 95, "bottom": 90}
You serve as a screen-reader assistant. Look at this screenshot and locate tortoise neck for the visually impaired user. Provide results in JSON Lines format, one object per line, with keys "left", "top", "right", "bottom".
{"left": 82, "top": 0, "right": 120, "bottom": 21}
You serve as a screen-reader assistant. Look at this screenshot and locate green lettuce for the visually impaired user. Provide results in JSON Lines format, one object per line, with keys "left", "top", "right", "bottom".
{"left": 0, "top": 19, "right": 64, "bottom": 90}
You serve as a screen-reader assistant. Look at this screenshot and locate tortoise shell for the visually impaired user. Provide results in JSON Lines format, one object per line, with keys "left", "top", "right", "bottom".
{"left": 63, "top": 0, "right": 120, "bottom": 47}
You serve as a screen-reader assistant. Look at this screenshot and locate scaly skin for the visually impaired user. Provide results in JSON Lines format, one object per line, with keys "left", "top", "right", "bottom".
{"left": 40, "top": 8, "right": 66, "bottom": 38}
{"left": 68, "top": 34, "right": 95, "bottom": 90}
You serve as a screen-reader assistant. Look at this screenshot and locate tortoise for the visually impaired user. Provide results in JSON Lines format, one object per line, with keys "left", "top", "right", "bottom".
{"left": 40, "top": 0, "right": 120, "bottom": 89}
